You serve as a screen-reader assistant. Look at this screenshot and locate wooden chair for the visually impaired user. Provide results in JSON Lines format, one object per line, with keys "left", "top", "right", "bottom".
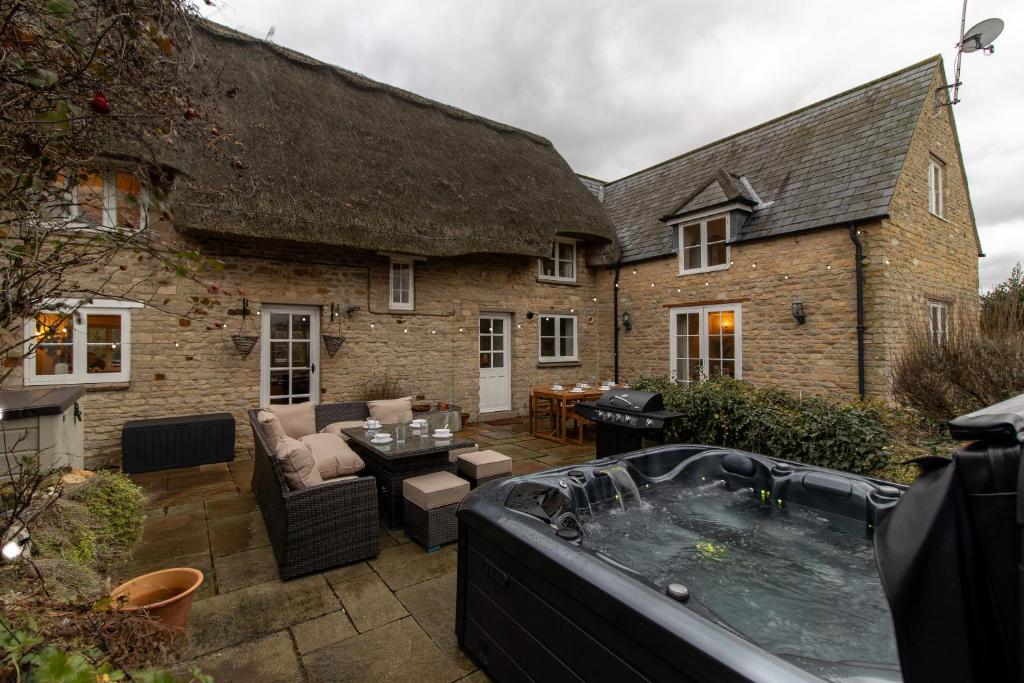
{"left": 566, "top": 400, "right": 593, "bottom": 445}
{"left": 529, "top": 385, "right": 553, "bottom": 436}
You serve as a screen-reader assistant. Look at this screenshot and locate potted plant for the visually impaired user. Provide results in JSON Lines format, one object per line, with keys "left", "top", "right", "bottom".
{"left": 110, "top": 567, "right": 204, "bottom": 631}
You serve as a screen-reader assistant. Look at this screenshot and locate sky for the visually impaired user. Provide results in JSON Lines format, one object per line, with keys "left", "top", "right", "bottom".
{"left": 199, "top": 0, "right": 1022, "bottom": 290}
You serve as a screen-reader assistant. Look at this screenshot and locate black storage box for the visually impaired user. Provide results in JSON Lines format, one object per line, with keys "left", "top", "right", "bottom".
{"left": 122, "top": 412, "right": 235, "bottom": 474}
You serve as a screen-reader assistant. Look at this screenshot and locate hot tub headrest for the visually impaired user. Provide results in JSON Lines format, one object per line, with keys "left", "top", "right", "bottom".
{"left": 948, "top": 392, "right": 1024, "bottom": 445}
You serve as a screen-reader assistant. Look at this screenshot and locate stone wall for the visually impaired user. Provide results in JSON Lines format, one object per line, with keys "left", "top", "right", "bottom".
{"left": 6, "top": 225, "right": 604, "bottom": 467}
{"left": 865, "top": 67, "right": 981, "bottom": 391}
{"left": 596, "top": 226, "right": 869, "bottom": 397}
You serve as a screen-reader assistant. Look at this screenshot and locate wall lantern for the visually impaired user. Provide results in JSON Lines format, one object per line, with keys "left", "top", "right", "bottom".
{"left": 526, "top": 310, "right": 535, "bottom": 320}
{"left": 621, "top": 311, "right": 633, "bottom": 332}
{"left": 791, "top": 300, "right": 806, "bottom": 325}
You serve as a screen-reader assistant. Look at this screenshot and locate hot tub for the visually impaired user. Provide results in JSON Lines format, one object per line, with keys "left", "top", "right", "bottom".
{"left": 455, "top": 444, "right": 904, "bottom": 682}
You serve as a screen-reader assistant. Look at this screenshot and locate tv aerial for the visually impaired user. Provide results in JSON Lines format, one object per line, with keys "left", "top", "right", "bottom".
{"left": 943, "top": 1, "right": 1004, "bottom": 106}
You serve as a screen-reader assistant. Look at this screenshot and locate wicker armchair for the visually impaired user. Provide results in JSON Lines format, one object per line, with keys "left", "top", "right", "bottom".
{"left": 248, "top": 403, "right": 377, "bottom": 580}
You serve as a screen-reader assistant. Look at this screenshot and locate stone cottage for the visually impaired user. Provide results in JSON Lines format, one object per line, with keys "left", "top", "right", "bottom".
{"left": 586, "top": 56, "right": 981, "bottom": 399}
{"left": 11, "top": 18, "right": 980, "bottom": 466}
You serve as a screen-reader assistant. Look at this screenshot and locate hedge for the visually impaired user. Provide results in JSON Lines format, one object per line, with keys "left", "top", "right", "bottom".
{"left": 630, "top": 376, "right": 893, "bottom": 475}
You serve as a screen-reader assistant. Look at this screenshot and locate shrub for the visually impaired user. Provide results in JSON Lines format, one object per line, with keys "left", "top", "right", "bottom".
{"left": 892, "top": 298, "right": 1024, "bottom": 427}
{"left": 630, "top": 376, "right": 893, "bottom": 475}
{"left": 358, "top": 373, "right": 407, "bottom": 401}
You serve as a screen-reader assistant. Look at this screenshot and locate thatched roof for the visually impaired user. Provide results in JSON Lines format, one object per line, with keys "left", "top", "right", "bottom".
{"left": 167, "top": 19, "right": 617, "bottom": 260}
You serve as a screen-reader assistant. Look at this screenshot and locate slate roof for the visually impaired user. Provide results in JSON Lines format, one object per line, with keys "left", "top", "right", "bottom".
{"left": 597, "top": 57, "right": 943, "bottom": 264}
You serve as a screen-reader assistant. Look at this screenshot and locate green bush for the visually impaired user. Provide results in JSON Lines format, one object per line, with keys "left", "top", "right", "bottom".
{"left": 630, "top": 376, "right": 893, "bottom": 475}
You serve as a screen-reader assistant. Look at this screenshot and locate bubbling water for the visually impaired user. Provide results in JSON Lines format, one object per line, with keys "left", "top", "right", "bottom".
{"left": 582, "top": 480, "right": 901, "bottom": 682}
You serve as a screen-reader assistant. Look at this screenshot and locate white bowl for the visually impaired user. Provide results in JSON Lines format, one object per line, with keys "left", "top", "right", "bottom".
{"left": 371, "top": 434, "right": 392, "bottom": 443}
{"left": 410, "top": 419, "right": 428, "bottom": 428}
{"left": 570, "top": 388, "right": 585, "bottom": 393}
{"left": 433, "top": 430, "right": 452, "bottom": 438}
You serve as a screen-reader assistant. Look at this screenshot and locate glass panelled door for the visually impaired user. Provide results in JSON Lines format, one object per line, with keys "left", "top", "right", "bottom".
{"left": 669, "top": 304, "right": 741, "bottom": 385}
{"left": 260, "top": 306, "right": 320, "bottom": 405}
{"left": 479, "top": 314, "right": 511, "bottom": 413}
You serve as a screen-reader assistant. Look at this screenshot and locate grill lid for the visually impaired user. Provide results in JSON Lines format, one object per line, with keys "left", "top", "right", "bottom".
{"left": 596, "top": 389, "right": 664, "bottom": 413}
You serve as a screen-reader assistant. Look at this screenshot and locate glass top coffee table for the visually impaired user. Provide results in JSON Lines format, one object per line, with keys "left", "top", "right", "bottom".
{"left": 342, "top": 424, "right": 475, "bottom": 529}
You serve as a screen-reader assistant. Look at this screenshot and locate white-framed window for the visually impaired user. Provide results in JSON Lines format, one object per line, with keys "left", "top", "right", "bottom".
{"left": 669, "top": 304, "right": 742, "bottom": 385}
{"left": 928, "top": 156, "right": 945, "bottom": 218}
{"left": 677, "top": 214, "right": 730, "bottom": 275}
{"left": 389, "top": 258, "right": 414, "bottom": 310}
{"left": 23, "top": 299, "right": 141, "bottom": 385}
{"left": 538, "top": 238, "right": 577, "bottom": 282}
{"left": 927, "top": 300, "right": 950, "bottom": 345}
{"left": 64, "top": 170, "right": 148, "bottom": 231}
{"left": 539, "top": 314, "right": 577, "bottom": 363}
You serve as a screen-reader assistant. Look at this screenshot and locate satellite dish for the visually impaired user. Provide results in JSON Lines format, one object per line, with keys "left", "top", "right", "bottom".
{"left": 960, "top": 17, "right": 1004, "bottom": 53}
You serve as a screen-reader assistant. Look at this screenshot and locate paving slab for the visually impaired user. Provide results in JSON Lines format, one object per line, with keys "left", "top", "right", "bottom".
{"left": 130, "top": 530, "right": 210, "bottom": 565}
{"left": 302, "top": 616, "right": 463, "bottom": 683}
{"left": 213, "top": 545, "right": 279, "bottom": 593}
{"left": 145, "top": 482, "right": 238, "bottom": 510}
{"left": 513, "top": 437, "right": 562, "bottom": 451}
{"left": 167, "top": 468, "right": 235, "bottom": 490}
{"left": 510, "top": 459, "right": 551, "bottom": 476}
{"left": 396, "top": 571, "right": 475, "bottom": 673}
{"left": 383, "top": 526, "right": 412, "bottom": 545}
{"left": 332, "top": 573, "right": 408, "bottom": 633}
{"left": 205, "top": 492, "right": 258, "bottom": 520}
{"left": 458, "top": 671, "right": 492, "bottom": 682}
{"left": 378, "top": 527, "right": 399, "bottom": 550}
{"left": 369, "top": 542, "right": 458, "bottom": 592}
{"left": 129, "top": 471, "right": 168, "bottom": 492}
{"left": 185, "top": 573, "right": 338, "bottom": 657}
{"left": 537, "top": 451, "right": 595, "bottom": 467}
{"left": 208, "top": 510, "right": 270, "bottom": 557}
{"left": 291, "top": 610, "right": 358, "bottom": 654}
{"left": 321, "top": 561, "right": 373, "bottom": 588}
{"left": 142, "top": 509, "right": 207, "bottom": 541}
{"left": 190, "top": 630, "right": 302, "bottom": 682}
{"left": 490, "top": 444, "right": 548, "bottom": 462}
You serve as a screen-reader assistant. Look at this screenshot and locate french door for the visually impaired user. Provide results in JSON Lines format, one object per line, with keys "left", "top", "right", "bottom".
{"left": 669, "top": 304, "right": 742, "bottom": 385}
{"left": 479, "top": 314, "right": 511, "bottom": 413}
{"left": 260, "top": 306, "right": 320, "bottom": 405}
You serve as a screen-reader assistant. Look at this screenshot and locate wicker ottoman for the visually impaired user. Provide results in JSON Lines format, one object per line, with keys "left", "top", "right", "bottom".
{"left": 457, "top": 449, "right": 512, "bottom": 488}
{"left": 403, "top": 471, "right": 470, "bottom": 551}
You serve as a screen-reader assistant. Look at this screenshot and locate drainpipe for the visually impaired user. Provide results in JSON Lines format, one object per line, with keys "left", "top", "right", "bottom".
{"left": 613, "top": 263, "right": 621, "bottom": 383}
{"left": 849, "top": 223, "right": 866, "bottom": 399}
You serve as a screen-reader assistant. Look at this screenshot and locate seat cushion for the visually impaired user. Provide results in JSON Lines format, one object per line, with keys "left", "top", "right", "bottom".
{"left": 266, "top": 402, "right": 317, "bottom": 439}
{"left": 275, "top": 435, "right": 323, "bottom": 490}
{"left": 300, "top": 433, "right": 365, "bottom": 479}
{"left": 457, "top": 449, "right": 512, "bottom": 479}
{"left": 367, "top": 396, "right": 414, "bottom": 425}
{"left": 403, "top": 471, "right": 470, "bottom": 510}
{"left": 448, "top": 443, "right": 478, "bottom": 464}
{"left": 321, "top": 420, "right": 366, "bottom": 442}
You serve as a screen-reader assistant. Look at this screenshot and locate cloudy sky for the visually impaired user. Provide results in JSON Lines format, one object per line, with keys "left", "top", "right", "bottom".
{"left": 199, "top": 0, "right": 1022, "bottom": 290}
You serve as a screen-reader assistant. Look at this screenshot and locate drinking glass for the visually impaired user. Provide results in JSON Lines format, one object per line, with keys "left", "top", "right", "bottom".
{"left": 396, "top": 422, "right": 406, "bottom": 444}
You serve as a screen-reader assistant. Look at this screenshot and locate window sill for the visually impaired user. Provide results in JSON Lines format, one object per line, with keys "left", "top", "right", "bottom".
{"left": 536, "top": 277, "right": 580, "bottom": 287}
{"left": 677, "top": 264, "right": 730, "bottom": 277}
{"left": 24, "top": 380, "right": 130, "bottom": 392}
{"left": 537, "top": 361, "right": 581, "bottom": 368}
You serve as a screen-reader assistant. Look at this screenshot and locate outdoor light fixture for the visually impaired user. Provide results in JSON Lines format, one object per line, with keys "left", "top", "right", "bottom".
{"left": 791, "top": 300, "right": 806, "bottom": 325}
{"left": 526, "top": 310, "right": 535, "bottom": 320}
{"left": 621, "top": 311, "right": 633, "bottom": 332}
{"left": 1, "top": 529, "right": 29, "bottom": 564}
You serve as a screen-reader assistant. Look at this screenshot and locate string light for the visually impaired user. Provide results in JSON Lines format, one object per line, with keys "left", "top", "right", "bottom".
{"left": 174, "top": 341, "right": 180, "bottom": 348}
{"left": 614, "top": 283, "right": 620, "bottom": 289}
{"left": 784, "top": 274, "right": 789, "bottom": 280}
{"left": 570, "top": 308, "right": 575, "bottom": 313}
{"left": 826, "top": 264, "right": 832, "bottom": 270}
{"left": 752, "top": 263, "right": 758, "bottom": 269}
{"left": 403, "top": 328, "right": 408, "bottom": 333}
{"left": 632, "top": 268, "right": 638, "bottom": 275}
{"left": 729, "top": 259, "right": 735, "bottom": 266}
{"left": 592, "top": 297, "right": 598, "bottom": 302}
{"left": 650, "top": 282, "right": 655, "bottom": 288}
{"left": 677, "top": 288, "right": 681, "bottom": 293}
{"left": 370, "top": 323, "right": 375, "bottom": 329}
{"left": 458, "top": 327, "right": 464, "bottom": 332}
{"left": 704, "top": 280, "right": 709, "bottom": 287}
{"left": 431, "top": 330, "right": 436, "bottom": 334}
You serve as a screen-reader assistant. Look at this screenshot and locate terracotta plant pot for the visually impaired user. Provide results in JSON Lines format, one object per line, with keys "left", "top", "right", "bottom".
{"left": 110, "top": 568, "right": 204, "bottom": 631}
{"left": 412, "top": 403, "right": 431, "bottom": 413}
{"left": 437, "top": 402, "right": 451, "bottom": 411}
{"left": 461, "top": 412, "right": 470, "bottom": 425}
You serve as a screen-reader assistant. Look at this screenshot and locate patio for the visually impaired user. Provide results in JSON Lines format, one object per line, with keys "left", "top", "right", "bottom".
{"left": 122, "top": 417, "right": 595, "bottom": 682}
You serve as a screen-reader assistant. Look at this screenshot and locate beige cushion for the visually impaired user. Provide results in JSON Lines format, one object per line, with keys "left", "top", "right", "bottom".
{"left": 367, "top": 396, "right": 413, "bottom": 425}
{"left": 321, "top": 420, "right": 366, "bottom": 442}
{"left": 275, "top": 436, "right": 323, "bottom": 490}
{"left": 403, "top": 471, "right": 470, "bottom": 510}
{"left": 448, "top": 443, "right": 479, "bottom": 464}
{"left": 266, "top": 402, "right": 316, "bottom": 439}
{"left": 257, "top": 410, "right": 288, "bottom": 450}
{"left": 300, "top": 433, "right": 365, "bottom": 479}
{"left": 458, "top": 449, "right": 512, "bottom": 479}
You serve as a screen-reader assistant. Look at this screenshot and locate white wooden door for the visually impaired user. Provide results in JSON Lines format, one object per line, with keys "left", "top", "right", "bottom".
{"left": 478, "top": 314, "right": 511, "bottom": 413}
{"left": 260, "top": 306, "right": 320, "bottom": 405}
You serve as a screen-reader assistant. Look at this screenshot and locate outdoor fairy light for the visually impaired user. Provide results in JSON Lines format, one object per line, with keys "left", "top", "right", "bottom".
{"left": 621, "top": 311, "right": 633, "bottom": 332}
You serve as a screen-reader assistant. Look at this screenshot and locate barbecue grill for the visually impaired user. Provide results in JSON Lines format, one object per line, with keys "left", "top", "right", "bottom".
{"left": 574, "top": 389, "right": 683, "bottom": 458}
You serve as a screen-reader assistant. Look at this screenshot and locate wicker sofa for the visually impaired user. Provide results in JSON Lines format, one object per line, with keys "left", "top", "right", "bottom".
{"left": 248, "top": 402, "right": 377, "bottom": 580}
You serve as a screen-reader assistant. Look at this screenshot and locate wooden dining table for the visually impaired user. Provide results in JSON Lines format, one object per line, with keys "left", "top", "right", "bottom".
{"left": 530, "top": 385, "right": 609, "bottom": 444}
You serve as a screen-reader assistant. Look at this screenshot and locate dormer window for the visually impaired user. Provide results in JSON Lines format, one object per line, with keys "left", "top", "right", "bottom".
{"left": 64, "top": 170, "right": 148, "bottom": 231}
{"left": 539, "top": 238, "right": 577, "bottom": 283}
{"left": 677, "top": 215, "right": 730, "bottom": 275}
